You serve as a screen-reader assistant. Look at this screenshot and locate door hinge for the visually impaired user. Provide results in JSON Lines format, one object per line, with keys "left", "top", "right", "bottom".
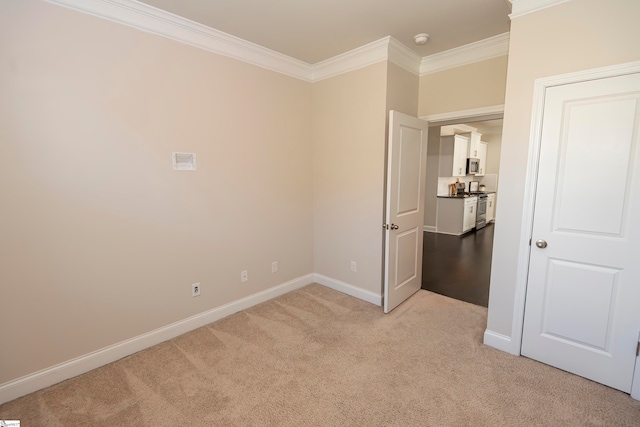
{"left": 636, "top": 340, "right": 640, "bottom": 357}
{"left": 529, "top": 238, "right": 532, "bottom": 246}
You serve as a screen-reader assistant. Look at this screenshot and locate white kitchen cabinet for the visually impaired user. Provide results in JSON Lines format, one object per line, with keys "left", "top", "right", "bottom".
{"left": 476, "top": 141, "right": 488, "bottom": 176}
{"left": 439, "top": 135, "right": 469, "bottom": 177}
{"left": 436, "top": 196, "right": 477, "bottom": 235}
{"left": 463, "top": 197, "right": 477, "bottom": 232}
{"left": 486, "top": 193, "right": 496, "bottom": 223}
{"left": 461, "top": 131, "right": 482, "bottom": 158}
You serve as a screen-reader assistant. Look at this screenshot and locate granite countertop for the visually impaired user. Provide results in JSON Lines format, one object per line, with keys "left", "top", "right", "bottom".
{"left": 437, "top": 191, "right": 495, "bottom": 199}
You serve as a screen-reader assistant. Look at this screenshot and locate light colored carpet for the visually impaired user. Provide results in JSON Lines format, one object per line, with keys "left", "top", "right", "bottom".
{"left": 1, "top": 284, "right": 639, "bottom": 426}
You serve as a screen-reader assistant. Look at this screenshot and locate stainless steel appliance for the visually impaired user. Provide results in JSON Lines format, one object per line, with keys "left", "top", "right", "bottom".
{"left": 466, "top": 158, "right": 480, "bottom": 174}
{"left": 475, "top": 193, "right": 487, "bottom": 229}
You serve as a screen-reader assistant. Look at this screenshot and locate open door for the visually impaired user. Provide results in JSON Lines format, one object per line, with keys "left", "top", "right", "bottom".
{"left": 383, "top": 110, "right": 429, "bottom": 313}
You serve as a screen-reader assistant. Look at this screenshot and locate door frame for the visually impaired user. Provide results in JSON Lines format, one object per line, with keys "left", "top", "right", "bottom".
{"left": 509, "top": 60, "right": 640, "bottom": 399}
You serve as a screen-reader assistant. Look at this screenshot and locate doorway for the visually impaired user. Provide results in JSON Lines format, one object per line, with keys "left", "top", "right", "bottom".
{"left": 420, "top": 115, "right": 503, "bottom": 307}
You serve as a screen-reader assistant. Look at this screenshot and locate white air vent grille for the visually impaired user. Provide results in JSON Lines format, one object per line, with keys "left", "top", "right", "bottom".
{"left": 172, "top": 152, "right": 196, "bottom": 171}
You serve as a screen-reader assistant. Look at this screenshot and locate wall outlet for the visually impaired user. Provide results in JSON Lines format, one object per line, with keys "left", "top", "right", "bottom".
{"left": 241, "top": 270, "right": 248, "bottom": 282}
{"left": 271, "top": 261, "right": 278, "bottom": 273}
{"left": 192, "top": 283, "right": 201, "bottom": 297}
{"left": 350, "top": 261, "right": 357, "bottom": 272}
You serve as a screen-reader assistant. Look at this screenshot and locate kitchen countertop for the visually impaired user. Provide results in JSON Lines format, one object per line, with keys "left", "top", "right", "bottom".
{"left": 437, "top": 191, "right": 495, "bottom": 199}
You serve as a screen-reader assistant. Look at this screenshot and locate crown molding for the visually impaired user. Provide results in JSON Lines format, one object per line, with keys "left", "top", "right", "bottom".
{"left": 311, "top": 37, "right": 391, "bottom": 82}
{"left": 388, "top": 37, "right": 422, "bottom": 76}
{"left": 43, "top": 0, "right": 312, "bottom": 81}
{"left": 420, "top": 32, "right": 510, "bottom": 76}
{"left": 44, "top": 0, "right": 510, "bottom": 83}
{"left": 509, "top": 0, "right": 570, "bottom": 19}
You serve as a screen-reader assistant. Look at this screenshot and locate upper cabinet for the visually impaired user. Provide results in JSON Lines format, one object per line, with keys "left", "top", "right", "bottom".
{"left": 439, "top": 135, "right": 469, "bottom": 177}
{"left": 476, "top": 141, "right": 488, "bottom": 176}
{"left": 462, "top": 131, "right": 482, "bottom": 158}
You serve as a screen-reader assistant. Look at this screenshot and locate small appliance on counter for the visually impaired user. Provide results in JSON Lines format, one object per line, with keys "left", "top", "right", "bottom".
{"left": 449, "top": 181, "right": 466, "bottom": 196}
{"left": 469, "top": 181, "right": 480, "bottom": 193}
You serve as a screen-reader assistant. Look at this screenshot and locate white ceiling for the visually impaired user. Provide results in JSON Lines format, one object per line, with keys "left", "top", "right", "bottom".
{"left": 139, "top": 0, "right": 512, "bottom": 64}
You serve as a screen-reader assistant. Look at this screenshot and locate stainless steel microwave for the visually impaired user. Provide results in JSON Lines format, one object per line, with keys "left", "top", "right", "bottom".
{"left": 467, "top": 158, "right": 480, "bottom": 174}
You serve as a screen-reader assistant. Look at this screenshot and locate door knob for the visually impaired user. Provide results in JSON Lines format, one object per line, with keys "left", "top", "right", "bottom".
{"left": 390, "top": 224, "right": 399, "bottom": 230}
{"left": 535, "top": 239, "right": 548, "bottom": 249}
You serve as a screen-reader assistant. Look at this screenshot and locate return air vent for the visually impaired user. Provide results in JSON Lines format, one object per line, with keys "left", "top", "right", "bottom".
{"left": 172, "top": 152, "right": 196, "bottom": 171}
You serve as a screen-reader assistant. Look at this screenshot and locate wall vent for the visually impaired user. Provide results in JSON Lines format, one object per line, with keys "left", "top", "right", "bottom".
{"left": 172, "top": 152, "right": 197, "bottom": 171}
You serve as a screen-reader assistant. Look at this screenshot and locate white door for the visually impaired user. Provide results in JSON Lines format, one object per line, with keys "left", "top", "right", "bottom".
{"left": 521, "top": 72, "right": 640, "bottom": 392}
{"left": 383, "top": 110, "right": 429, "bottom": 313}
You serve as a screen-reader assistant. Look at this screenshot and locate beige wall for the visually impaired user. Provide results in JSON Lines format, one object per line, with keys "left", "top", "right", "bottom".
{"left": 386, "top": 63, "right": 419, "bottom": 117}
{"left": 423, "top": 127, "right": 442, "bottom": 229}
{"left": 418, "top": 56, "right": 508, "bottom": 117}
{"left": 311, "top": 62, "right": 389, "bottom": 294}
{"left": 487, "top": 0, "right": 640, "bottom": 338}
{"left": 0, "top": 0, "right": 313, "bottom": 383}
{"left": 483, "top": 133, "right": 502, "bottom": 175}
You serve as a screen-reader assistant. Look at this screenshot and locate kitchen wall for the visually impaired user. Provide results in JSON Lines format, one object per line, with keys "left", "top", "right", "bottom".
{"left": 423, "top": 126, "right": 442, "bottom": 230}
{"left": 419, "top": 56, "right": 508, "bottom": 230}
{"left": 436, "top": 175, "right": 498, "bottom": 197}
{"left": 487, "top": 0, "right": 640, "bottom": 341}
{"left": 0, "top": 0, "right": 314, "bottom": 385}
{"left": 483, "top": 133, "right": 502, "bottom": 175}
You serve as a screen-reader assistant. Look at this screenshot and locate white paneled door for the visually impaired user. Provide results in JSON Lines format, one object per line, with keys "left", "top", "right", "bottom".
{"left": 522, "top": 72, "right": 640, "bottom": 392}
{"left": 383, "top": 111, "right": 429, "bottom": 313}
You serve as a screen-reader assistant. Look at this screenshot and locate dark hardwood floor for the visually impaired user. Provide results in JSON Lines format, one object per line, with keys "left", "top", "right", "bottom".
{"left": 421, "top": 223, "right": 494, "bottom": 307}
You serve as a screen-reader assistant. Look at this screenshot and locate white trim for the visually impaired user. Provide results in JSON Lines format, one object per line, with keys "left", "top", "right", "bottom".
{"left": 388, "top": 37, "right": 422, "bottom": 76}
{"left": 420, "top": 33, "right": 509, "bottom": 76}
{"left": 509, "top": 0, "right": 570, "bottom": 19}
{"left": 421, "top": 105, "right": 505, "bottom": 124}
{"left": 423, "top": 225, "right": 437, "bottom": 233}
{"left": 44, "top": 0, "right": 511, "bottom": 83}
{"left": 483, "top": 329, "right": 513, "bottom": 353}
{"left": 43, "top": 0, "right": 312, "bottom": 81}
{"left": 313, "top": 274, "right": 382, "bottom": 306}
{"left": 311, "top": 37, "right": 391, "bottom": 82}
{"left": 0, "top": 274, "right": 314, "bottom": 404}
{"left": 511, "top": 60, "right": 640, "bottom": 359}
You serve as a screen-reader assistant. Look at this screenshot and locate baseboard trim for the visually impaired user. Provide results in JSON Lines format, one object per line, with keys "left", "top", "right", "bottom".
{"left": 423, "top": 225, "right": 437, "bottom": 233}
{"left": 313, "top": 274, "right": 382, "bottom": 306}
{"left": 0, "top": 274, "right": 314, "bottom": 405}
{"left": 483, "top": 329, "right": 514, "bottom": 354}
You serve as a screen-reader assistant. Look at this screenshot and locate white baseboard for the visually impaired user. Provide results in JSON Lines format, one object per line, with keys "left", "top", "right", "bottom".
{"left": 483, "top": 329, "right": 513, "bottom": 354}
{"left": 423, "top": 225, "right": 437, "bottom": 233}
{"left": 313, "top": 273, "right": 382, "bottom": 306}
{"left": 0, "top": 274, "right": 314, "bottom": 405}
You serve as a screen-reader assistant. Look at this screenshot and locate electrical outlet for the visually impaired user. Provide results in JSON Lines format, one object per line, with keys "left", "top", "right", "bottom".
{"left": 241, "top": 270, "right": 248, "bottom": 282}
{"left": 192, "top": 283, "right": 201, "bottom": 297}
{"left": 271, "top": 261, "right": 278, "bottom": 273}
{"left": 350, "top": 261, "right": 357, "bottom": 272}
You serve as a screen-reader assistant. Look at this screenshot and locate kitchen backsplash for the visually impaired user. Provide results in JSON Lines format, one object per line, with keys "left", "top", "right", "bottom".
{"left": 437, "top": 174, "right": 498, "bottom": 196}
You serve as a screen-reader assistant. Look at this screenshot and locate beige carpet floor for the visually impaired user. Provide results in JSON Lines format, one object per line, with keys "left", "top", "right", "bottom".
{"left": 1, "top": 284, "right": 639, "bottom": 426}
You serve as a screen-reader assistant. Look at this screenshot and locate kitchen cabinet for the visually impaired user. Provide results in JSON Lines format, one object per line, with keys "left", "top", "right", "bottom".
{"left": 436, "top": 196, "right": 477, "bottom": 235}
{"left": 486, "top": 193, "right": 496, "bottom": 223}
{"left": 476, "top": 141, "right": 488, "bottom": 176}
{"left": 463, "top": 197, "right": 477, "bottom": 232}
{"left": 439, "top": 135, "right": 469, "bottom": 177}
{"left": 461, "top": 131, "right": 482, "bottom": 158}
